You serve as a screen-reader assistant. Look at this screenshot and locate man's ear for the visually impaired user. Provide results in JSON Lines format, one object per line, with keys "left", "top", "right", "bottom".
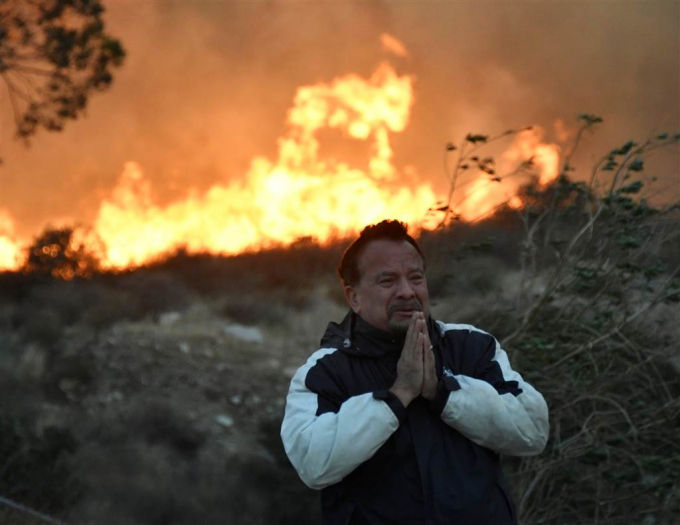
{"left": 344, "top": 285, "right": 360, "bottom": 313}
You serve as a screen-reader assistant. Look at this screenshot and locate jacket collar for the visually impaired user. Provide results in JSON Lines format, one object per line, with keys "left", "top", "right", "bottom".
{"left": 320, "top": 310, "right": 442, "bottom": 358}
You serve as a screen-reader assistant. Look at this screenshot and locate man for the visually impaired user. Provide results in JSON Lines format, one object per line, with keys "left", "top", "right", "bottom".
{"left": 281, "top": 220, "right": 549, "bottom": 524}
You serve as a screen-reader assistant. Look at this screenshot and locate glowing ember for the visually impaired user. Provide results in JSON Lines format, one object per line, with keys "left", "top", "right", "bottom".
{"left": 380, "top": 33, "right": 409, "bottom": 58}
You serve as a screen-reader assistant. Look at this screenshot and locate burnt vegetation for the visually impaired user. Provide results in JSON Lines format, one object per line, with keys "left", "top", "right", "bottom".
{"left": 0, "top": 118, "right": 679, "bottom": 524}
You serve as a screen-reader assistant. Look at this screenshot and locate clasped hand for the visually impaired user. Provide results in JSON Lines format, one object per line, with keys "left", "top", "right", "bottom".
{"left": 389, "top": 312, "right": 438, "bottom": 407}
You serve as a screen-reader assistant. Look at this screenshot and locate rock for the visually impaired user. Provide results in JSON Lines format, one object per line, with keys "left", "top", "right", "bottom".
{"left": 215, "top": 414, "right": 234, "bottom": 428}
{"left": 229, "top": 394, "right": 242, "bottom": 405}
{"left": 222, "top": 323, "right": 263, "bottom": 344}
{"left": 102, "top": 391, "right": 124, "bottom": 404}
{"left": 18, "top": 343, "right": 46, "bottom": 380}
{"left": 159, "top": 311, "right": 181, "bottom": 325}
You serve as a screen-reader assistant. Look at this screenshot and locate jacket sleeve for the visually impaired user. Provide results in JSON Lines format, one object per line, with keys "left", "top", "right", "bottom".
{"left": 434, "top": 324, "right": 549, "bottom": 456}
{"left": 280, "top": 348, "right": 404, "bottom": 489}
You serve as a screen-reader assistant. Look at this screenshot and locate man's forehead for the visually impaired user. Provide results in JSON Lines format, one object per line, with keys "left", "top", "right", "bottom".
{"left": 357, "top": 239, "right": 424, "bottom": 274}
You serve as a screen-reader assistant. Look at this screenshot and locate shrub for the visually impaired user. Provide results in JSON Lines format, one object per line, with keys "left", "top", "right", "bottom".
{"left": 491, "top": 121, "right": 680, "bottom": 524}
{"left": 22, "top": 227, "right": 101, "bottom": 279}
{"left": 0, "top": 415, "right": 81, "bottom": 519}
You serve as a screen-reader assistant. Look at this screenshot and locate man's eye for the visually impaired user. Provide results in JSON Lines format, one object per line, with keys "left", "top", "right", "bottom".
{"left": 410, "top": 274, "right": 424, "bottom": 282}
{"left": 378, "top": 278, "right": 394, "bottom": 285}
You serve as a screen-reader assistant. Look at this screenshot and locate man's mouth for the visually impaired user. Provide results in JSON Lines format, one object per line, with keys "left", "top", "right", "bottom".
{"left": 388, "top": 301, "right": 423, "bottom": 317}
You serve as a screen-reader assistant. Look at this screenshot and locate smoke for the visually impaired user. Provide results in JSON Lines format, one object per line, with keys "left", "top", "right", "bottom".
{"left": 0, "top": 0, "right": 677, "bottom": 243}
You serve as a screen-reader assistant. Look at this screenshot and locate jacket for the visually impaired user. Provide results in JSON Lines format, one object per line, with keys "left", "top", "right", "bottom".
{"left": 281, "top": 311, "right": 549, "bottom": 524}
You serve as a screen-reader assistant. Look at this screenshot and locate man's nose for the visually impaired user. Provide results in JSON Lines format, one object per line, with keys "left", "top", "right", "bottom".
{"left": 395, "top": 277, "right": 416, "bottom": 298}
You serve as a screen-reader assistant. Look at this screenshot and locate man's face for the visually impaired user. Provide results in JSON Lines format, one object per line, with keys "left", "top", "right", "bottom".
{"left": 344, "top": 239, "right": 430, "bottom": 334}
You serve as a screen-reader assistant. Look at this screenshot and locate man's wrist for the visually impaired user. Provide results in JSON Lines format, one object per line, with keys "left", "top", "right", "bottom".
{"left": 421, "top": 382, "right": 438, "bottom": 402}
{"left": 373, "top": 389, "right": 407, "bottom": 423}
{"left": 389, "top": 387, "right": 416, "bottom": 407}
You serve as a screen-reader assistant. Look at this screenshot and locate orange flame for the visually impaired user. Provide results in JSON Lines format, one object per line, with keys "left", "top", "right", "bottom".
{"left": 381, "top": 33, "right": 409, "bottom": 58}
{"left": 93, "top": 62, "right": 436, "bottom": 269}
{"left": 0, "top": 210, "right": 21, "bottom": 271}
{"left": 451, "top": 127, "right": 560, "bottom": 221}
{"left": 0, "top": 43, "right": 562, "bottom": 273}
{"left": 504, "top": 127, "right": 560, "bottom": 186}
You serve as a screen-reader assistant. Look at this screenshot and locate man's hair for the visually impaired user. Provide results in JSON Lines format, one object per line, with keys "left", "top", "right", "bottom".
{"left": 338, "top": 219, "right": 425, "bottom": 286}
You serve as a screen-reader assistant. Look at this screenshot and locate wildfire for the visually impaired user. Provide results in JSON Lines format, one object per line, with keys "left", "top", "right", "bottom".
{"left": 93, "top": 61, "right": 435, "bottom": 269}
{"left": 0, "top": 35, "right": 562, "bottom": 273}
{"left": 0, "top": 210, "right": 21, "bottom": 271}
{"left": 449, "top": 128, "right": 561, "bottom": 221}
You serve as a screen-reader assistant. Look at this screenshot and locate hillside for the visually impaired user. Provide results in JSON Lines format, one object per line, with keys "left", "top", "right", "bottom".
{"left": 0, "top": 187, "right": 679, "bottom": 524}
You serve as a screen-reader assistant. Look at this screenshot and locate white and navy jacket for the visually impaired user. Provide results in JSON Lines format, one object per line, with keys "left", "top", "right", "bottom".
{"left": 281, "top": 312, "right": 549, "bottom": 524}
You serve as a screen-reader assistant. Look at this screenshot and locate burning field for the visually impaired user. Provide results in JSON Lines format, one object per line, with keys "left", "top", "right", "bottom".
{"left": 2, "top": 2, "right": 676, "bottom": 273}
{"left": 1, "top": 35, "right": 561, "bottom": 272}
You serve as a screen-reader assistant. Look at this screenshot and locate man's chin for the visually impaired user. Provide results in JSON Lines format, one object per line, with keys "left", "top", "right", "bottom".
{"left": 387, "top": 310, "right": 429, "bottom": 335}
{"left": 387, "top": 317, "right": 411, "bottom": 336}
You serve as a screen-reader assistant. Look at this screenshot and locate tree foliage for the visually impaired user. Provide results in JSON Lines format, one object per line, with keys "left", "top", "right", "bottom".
{"left": 23, "top": 226, "right": 100, "bottom": 279}
{"left": 0, "top": 0, "right": 124, "bottom": 141}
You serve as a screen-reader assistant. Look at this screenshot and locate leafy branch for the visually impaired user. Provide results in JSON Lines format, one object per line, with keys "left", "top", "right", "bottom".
{"left": 0, "top": 0, "right": 125, "bottom": 146}
{"left": 435, "top": 127, "right": 534, "bottom": 227}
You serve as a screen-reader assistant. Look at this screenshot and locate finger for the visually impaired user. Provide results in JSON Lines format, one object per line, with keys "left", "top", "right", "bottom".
{"left": 415, "top": 333, "right": 425, "bottom": 368}
{"left": 409, "top": 312, "right": 423, "bottom": 350}
{"left": 424, "top": 342, "right": 434, "bottom": 368}
{"left": 421, "top": 318, "right": 431, "bottom": 343}
{"left": 414, "top": 318, "right": 427, "bottom": 344}
{"left": 406, "top": 313, "right": 418, "bottom": 341}
{"left": 419, "top": 321, "right": 431, "bottom": 356}
{"left": 404, "top": 312, "right": 418, "bottom": 346}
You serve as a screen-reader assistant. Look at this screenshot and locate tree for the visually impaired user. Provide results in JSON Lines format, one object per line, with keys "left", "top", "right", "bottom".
{"left": 0, "top": 0, "right": 124, "bottom": 142}
{"left": 23, "top": 226, "right": 101, "bottom": 278}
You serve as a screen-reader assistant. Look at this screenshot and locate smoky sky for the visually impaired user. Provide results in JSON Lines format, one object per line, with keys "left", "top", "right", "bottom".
{"left": 1, "top": 0, "right": 678, "bottom": 240}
